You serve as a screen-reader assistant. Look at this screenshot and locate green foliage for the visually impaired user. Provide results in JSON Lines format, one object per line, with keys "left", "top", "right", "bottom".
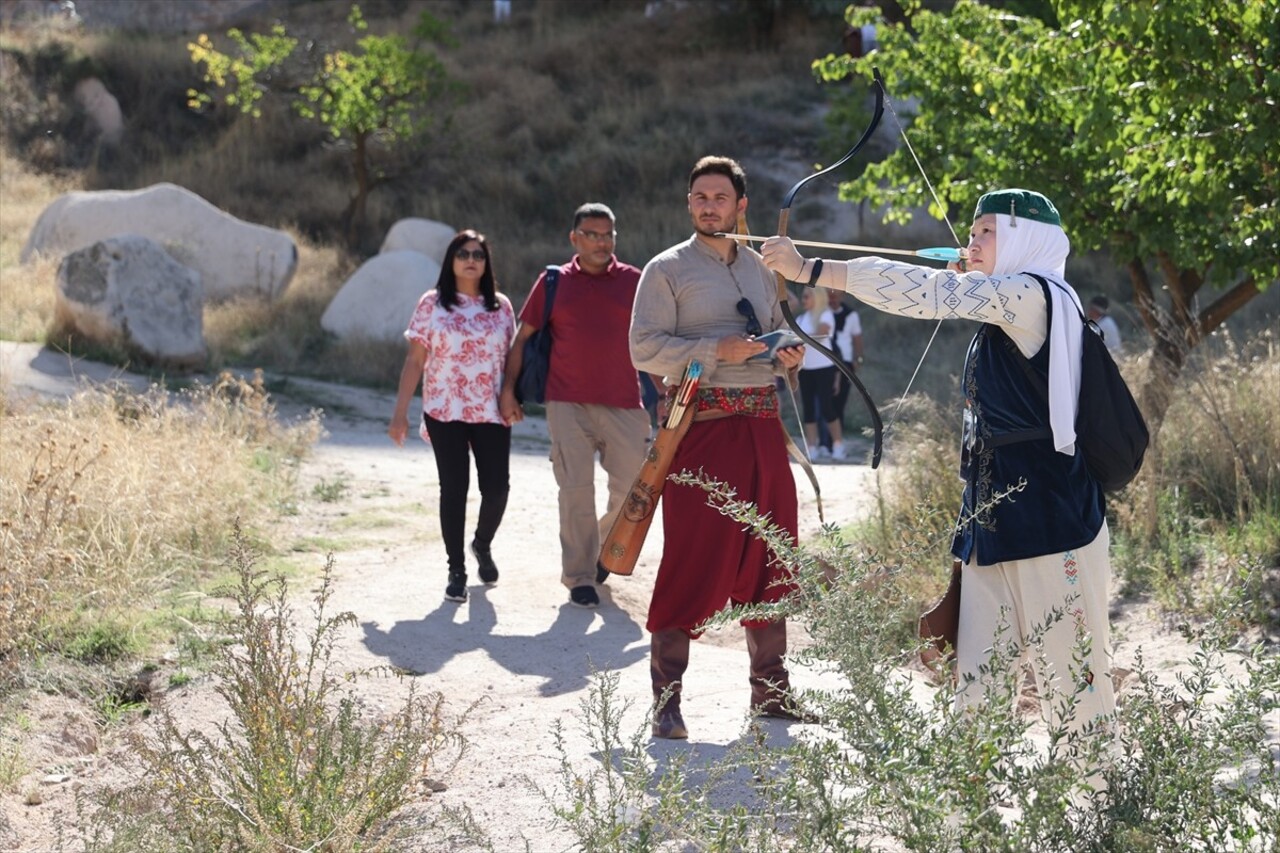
{"left": 312, "top": 476, "right": 350, "bottom": 504}
{"left": 75, "top": 535, "right": 464, "bottom": 852}
{"left": 293, "top": 5, "right": 450, "bottom": 143}
{"left": 186, "top": 25, "right": 297, "bottom": 118}
{"left": 820, "top": 1, "right": 1278, "bottom": 290}
{"left": 542, "top": 472, "right": 1280, "bottom": 851}
{"left": 189, "top": 4, "right": 451, "bottom": 142}
{"left": 61, "top": 622, "right": 137, "bottom": 664}
{"left": 187, "top": 3, "right": 455, "bottom": 243}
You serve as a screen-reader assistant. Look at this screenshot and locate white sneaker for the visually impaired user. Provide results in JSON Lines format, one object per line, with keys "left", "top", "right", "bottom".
{"left": 831, "top": 444, "right": 848, "bottom": 461}
{"left": 817, "top": 445, "right": 831, "bottom": 459}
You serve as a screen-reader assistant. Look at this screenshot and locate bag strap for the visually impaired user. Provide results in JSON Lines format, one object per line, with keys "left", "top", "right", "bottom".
{"left": 1004, "top": 272, "right": 1068, "bottom": 405}
{"left": 990, "top": 278, "right": 1059, "bottom": 448}
{"left": 540, "top": 265, "right": 560, "bottom": 329}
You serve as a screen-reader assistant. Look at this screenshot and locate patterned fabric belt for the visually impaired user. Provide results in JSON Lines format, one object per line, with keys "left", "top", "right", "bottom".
{"left": 693, "top": 385, "right": 779, "bottom": 418}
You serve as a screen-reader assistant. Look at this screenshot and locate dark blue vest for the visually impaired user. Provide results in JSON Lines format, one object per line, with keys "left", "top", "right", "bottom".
{"left": 950, "top": 287, "right": 1105, "bottom": 566}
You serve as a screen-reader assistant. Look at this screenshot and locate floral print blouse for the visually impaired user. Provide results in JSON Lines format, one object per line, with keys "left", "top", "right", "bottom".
{"left": 404, "top": 290, "right": 515, "bottom": 440}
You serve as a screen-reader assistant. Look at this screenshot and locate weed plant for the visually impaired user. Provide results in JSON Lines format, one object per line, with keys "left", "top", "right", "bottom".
{"left": 0, "top": 371, "right": 320, "bottom": 683}
{"left": 540, "top": 474, "right": 1280, "bottom": 851}
{"left": 67, "top": 532, "right": 464, "bottom": 852}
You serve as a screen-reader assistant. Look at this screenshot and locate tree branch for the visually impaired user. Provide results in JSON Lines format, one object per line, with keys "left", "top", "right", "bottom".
{"left": 1197, "top": 276, "right": 1260, "bottom": 341}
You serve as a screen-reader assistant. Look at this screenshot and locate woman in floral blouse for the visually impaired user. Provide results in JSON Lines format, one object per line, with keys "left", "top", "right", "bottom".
{"left": 390, "top": 229, "right": 517, "bottom": 604}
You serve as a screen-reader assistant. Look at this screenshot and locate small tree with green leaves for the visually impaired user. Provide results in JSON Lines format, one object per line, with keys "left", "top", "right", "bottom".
{"left": 189, "top": 4, "right": 453, "bottom": 247}
{"left": 817, "top": 0, "right": 1278, "bottom": 434}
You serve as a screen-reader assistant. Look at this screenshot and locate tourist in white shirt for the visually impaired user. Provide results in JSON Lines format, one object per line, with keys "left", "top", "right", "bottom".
{"left": 796, "top": 287, "right": 845, "bottom": 460}
{"left": 1087, "top": 296, "right": 1123, "bottom": 355}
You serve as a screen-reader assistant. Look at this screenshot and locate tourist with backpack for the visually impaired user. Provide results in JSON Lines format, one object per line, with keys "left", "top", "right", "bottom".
{"left": 499, "top": 203, "right": 650, "bottom": 610}
{"left": 759, "top": 189, "right": 1145, "bottom": 737}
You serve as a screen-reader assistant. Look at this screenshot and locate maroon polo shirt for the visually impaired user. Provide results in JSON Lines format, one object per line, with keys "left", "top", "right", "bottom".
{"left": 517, "top": 255, "right": 643, "bottom": 409}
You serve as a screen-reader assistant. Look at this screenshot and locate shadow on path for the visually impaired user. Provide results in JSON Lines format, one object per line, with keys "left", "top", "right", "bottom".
{"left": 360, "top": 585, "right": 646, "bottom": 697}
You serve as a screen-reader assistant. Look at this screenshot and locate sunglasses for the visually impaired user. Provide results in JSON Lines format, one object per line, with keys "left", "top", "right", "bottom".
{"left": 736, "top": 298, "right": 762, "bottom": 337}
{"left": 455, "top": 248, "right": 488, "bottom": 262}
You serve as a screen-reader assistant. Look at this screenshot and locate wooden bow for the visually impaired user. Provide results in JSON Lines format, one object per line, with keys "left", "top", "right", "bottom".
{"left": 775, "top": 69, "right": 887, "bottom": 468}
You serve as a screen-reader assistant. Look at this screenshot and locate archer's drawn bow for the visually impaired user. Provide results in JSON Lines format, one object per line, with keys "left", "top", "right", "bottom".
{"left": 775, "top": 69, "right": 887, "bottom": 468}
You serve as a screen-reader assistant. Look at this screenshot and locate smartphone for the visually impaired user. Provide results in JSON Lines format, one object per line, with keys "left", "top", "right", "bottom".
{"left": 748, "top": 329, "right": 803, "bottom": 361}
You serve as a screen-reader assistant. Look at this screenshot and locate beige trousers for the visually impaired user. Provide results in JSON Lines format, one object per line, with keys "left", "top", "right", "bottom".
{"left": 546, "top": 402, "right": 650, "bottom": 589}
{"left": 955, "top": 522, "right": 1116, "bottom": 733}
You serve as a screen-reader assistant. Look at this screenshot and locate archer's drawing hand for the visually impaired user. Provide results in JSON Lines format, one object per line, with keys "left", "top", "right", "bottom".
{"left": 759, "top": 236, "right": 804, "bottom": 280}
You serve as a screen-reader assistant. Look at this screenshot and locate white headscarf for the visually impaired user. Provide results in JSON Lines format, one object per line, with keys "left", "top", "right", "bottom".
{"left": 992, "top": 215, "right": 1083, "bottom": 457}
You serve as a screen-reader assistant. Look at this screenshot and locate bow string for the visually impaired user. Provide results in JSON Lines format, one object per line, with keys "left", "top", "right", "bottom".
{"left": 878, "top": 72, "right": 965, "bottom": 440}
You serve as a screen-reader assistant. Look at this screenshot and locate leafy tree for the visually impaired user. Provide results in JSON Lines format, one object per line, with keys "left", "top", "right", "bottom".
{"left": 816, "top": 0, "right": 1278, "bottom": 431}
{"left": 188, "top": 4, "right": 453, "bottom": 247}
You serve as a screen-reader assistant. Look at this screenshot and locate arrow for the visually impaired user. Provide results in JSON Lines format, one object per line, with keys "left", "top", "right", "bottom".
{"left": 716, "top": 232, "right": 968, "bottom": 263}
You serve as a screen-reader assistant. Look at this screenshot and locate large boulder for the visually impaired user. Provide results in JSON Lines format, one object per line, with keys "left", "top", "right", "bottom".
{"left": 54, "top": 236, "right": 205, "bottom": 368}
{"left": 379, "top": 218, "right": 456, "bottom": 263}
{"left": 22, "top": 183, "right": 297, "bottom": 302}
{"left": 321, "top": 250, "right": 441, "bottom": 343}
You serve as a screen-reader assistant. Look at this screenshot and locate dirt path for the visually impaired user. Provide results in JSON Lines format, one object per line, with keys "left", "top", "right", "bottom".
{"left": 0, "top": 342, "right": 883, "bottom": 851}
{"left": 267, "top": 372, "right": 885, "bottom": 850}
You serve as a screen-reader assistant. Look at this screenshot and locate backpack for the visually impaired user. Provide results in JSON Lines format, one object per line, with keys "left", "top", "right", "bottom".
{"left": 1015, "top": 274, "right": 1149, "bottom": 493}
{"left": 514, "top": 266, "right": 560, "bottom": 405}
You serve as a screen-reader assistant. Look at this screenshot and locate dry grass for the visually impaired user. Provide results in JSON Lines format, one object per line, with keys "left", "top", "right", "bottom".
{"left": 0, "top": 150, "right": 71, "bottom": 342}
{"left": 0, "top": 1, "right": 842, "bottom": 387}
{"left": 0, "top": 372, "right": 320, "bottom": 680}
{"left": 1106, "top": 331, "right": 1280, "bottom": 624}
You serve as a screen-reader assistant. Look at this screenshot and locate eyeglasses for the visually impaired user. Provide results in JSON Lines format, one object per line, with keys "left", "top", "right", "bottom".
{"left": 455, "top": 248, "right": 488, "bottom": 262}
{"left": 574, "top": 228, "right": 616, "bottom": 243}
{"left": 736, "top": 298, "right": 762, "bottom": 337}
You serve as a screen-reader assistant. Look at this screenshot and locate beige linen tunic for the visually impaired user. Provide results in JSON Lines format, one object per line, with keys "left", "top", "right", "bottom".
{"left": 630, "top": 235, "right": 787, "bottom": 387}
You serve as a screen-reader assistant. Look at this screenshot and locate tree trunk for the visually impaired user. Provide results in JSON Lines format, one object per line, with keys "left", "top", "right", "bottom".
{"left": 342, "top": 132, "right": 371, "bottom": 250}
{"left": 1126, "top": 257, "right": 1261, "bottom": 433}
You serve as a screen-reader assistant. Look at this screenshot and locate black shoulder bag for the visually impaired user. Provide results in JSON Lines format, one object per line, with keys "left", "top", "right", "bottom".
{"left": 1015, "top": 273, "right": 1149, "bottom": 493}
{"left": 514, "top": 265, "right": 560, "bottom": 405}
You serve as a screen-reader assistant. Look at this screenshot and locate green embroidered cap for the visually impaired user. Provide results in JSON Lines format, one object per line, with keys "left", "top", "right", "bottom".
{"left": 973, "top": 189, "right": 1061, "bottom": 227}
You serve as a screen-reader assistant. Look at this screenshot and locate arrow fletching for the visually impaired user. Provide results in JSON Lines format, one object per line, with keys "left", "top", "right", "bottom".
{"left": 914, "top": 247, "right": 965, "bottom": 262}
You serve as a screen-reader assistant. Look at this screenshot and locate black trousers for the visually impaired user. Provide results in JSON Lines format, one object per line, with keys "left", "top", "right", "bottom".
{"left": 798, "top": 366, "right": 839, "bottom": 424}
{"left": 423, "top": 414, "right": 511, "bottom": 574}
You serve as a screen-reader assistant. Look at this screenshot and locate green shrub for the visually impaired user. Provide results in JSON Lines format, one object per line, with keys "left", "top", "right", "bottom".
{"left": 74, "top": 534, "right": 464, "bottom": 852}
{"left": 541, "top": 473, "right": 1280, "bottom": 851}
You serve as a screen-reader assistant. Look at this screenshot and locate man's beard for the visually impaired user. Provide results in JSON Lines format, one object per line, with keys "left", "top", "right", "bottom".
{"left": 693, "top": 215, "right": 731, "bottom": 237}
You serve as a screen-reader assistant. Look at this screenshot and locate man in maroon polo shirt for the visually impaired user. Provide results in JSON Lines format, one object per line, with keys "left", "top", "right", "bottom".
{"left": 500, "top": 203, "right": 650, "bottom": 609}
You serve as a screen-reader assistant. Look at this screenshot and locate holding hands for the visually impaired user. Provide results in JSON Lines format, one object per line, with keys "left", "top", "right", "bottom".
{"left": 498, "top": 388, "right": 523, "bottom": 426}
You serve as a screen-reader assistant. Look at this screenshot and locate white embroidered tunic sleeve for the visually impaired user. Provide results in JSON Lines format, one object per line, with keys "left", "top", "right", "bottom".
{"left": 842, "top": 256, "right": 1048, "bottom": 358}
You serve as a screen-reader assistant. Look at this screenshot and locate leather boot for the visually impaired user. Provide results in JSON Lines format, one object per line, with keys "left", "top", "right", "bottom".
{"left": 650, "top": 628, "right": 689, "bottom": 739}
{"left": 747, "top": 620, "right": 815, "bottom": 722}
